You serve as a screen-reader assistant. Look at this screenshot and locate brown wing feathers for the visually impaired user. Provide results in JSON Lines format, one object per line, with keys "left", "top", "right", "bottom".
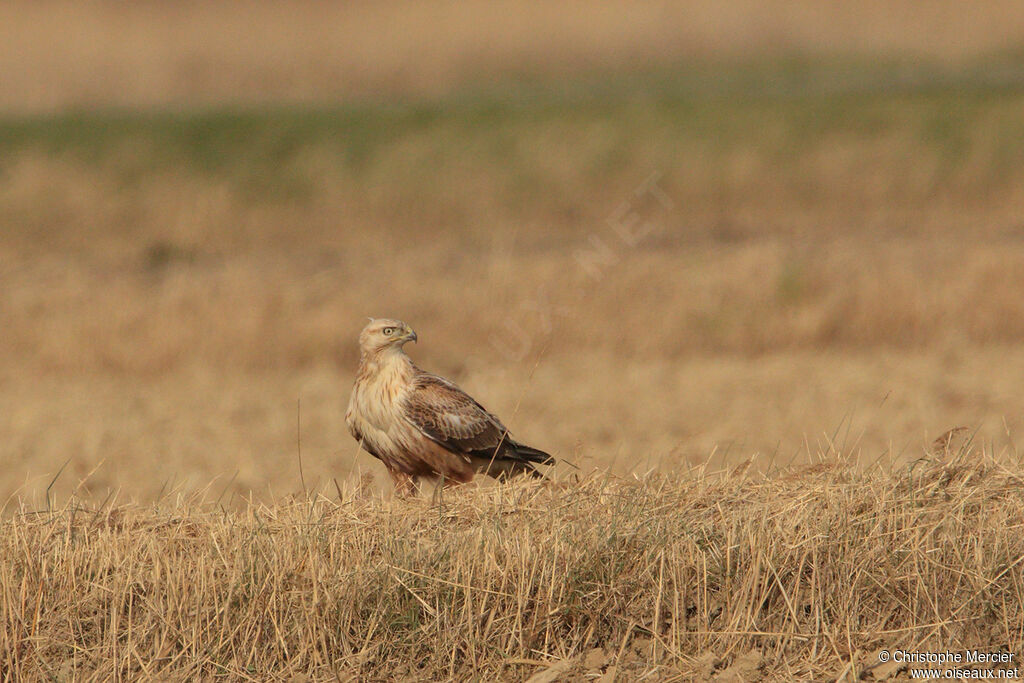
{"left": 402, "top": 374, "right": 554, "bottom": 467}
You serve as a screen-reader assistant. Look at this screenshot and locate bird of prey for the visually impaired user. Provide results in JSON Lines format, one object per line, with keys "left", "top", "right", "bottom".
{"left": 346, "top": 318, "right": 554, "bottom": 496}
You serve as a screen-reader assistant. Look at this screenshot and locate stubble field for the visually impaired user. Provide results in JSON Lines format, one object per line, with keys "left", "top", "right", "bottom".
{"left": 3, "top": 2, "right": 1024, "bottom": 679}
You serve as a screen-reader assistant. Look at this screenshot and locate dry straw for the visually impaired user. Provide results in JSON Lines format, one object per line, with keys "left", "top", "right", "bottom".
{"left": 2, "top": 436, "right": 1023, "bottom": 680}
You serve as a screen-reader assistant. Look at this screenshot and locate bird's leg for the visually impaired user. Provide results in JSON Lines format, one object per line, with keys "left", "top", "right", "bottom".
{"left": 388, "top": 469, "right": 418, "bottom": 498}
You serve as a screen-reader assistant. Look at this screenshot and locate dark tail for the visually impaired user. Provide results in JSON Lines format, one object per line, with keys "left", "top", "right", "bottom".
{"left": 470, "top": 440, "right": 554, "bottom": 480}
{"left": 474, "top": 458, "right": 546, "bottom": 480}
{"left": 509, "top": 442, "right": 555, "bottom": 465}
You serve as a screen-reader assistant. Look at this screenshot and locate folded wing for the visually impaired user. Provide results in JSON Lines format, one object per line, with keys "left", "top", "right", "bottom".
{"left": 401, "top": 373, "right": 554, "bottom": 475}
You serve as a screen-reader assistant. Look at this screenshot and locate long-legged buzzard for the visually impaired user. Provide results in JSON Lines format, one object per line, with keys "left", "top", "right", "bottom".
{"left": 346, "top": 318, "right": 554, "bottom": 496}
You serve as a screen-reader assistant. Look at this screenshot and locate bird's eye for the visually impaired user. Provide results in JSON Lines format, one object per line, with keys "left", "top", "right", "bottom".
{"left": 383, "top": 327, "right": 395, "bottom": 336}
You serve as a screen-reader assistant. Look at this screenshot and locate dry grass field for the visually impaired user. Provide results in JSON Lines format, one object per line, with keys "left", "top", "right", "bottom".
{"left": 4, "top": 443, "right": 1024, "bottom": 680}
{"left": 5, "top": 56, "right": 1024, "bottom": 505}
{"left": 3, "top": 2, "right": 1024, "bottom": 679}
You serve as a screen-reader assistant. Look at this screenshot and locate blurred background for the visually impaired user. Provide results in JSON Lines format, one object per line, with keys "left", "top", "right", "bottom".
{"left": 3, "top": 1, "right": 1024, "bottom": 505}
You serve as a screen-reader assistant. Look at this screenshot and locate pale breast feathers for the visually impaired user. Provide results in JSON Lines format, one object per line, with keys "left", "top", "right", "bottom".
{"left": 347, "top": 361, "right": 414, "bottom": 456}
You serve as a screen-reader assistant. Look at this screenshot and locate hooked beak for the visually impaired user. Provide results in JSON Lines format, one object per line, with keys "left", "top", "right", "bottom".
{"left": 405, "top": 329, "right": 418, "bottom": 343}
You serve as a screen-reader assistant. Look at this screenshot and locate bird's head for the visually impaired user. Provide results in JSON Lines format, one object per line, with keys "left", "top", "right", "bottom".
{"left": 358, "top": 318, "right": 418, "bottom": 356}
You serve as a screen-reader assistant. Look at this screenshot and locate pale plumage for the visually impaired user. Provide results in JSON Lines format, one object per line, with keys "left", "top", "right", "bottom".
{"left": 346, "top": 318, "right": 553, "bottom": 496}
